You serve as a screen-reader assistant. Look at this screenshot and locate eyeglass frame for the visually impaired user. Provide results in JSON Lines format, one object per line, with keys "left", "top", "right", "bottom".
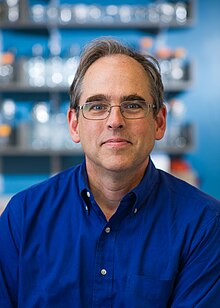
{"left": 76, "top": 100, "right": 157, "bottom": 120}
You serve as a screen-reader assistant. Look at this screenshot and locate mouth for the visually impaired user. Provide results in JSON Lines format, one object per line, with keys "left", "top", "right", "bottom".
{"left": 101, "top": 138, "right": 132, "bottom": 147}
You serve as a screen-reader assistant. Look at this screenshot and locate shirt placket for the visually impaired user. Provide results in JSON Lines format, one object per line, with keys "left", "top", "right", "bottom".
{"left": 92, "top": 222, "right": 117, "bottom": 308}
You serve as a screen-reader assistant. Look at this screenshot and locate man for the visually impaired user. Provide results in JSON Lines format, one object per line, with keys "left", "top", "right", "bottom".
{"left": 0, "top": 38, "right": 220, "bottom": 307}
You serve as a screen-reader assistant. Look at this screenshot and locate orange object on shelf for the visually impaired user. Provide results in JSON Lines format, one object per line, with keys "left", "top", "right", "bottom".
{"left": 171, "top": 158, "right": 190, "bottom": 172}
{"left": 0, "top": 52, "right": 15, "bottom": 65}
{"left": 0, "top": 124, "right": 12, "bottom": 137}
{"left": 171, "top": 158, "right": 198, "bottom": 187}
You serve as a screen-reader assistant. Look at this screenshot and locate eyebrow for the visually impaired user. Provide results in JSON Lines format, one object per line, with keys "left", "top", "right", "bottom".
{"left": 121, "top": 94, "right": 146, "bottom": 102}
{"left": 85, "top": 94, "right": 146, "bottom": 103}
{"left": 85, "top": 94, "right": 108, "bottom": 103}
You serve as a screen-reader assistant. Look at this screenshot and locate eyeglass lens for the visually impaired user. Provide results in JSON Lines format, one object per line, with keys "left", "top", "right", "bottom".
{"left": 81, "top": 101, "right": 152, "bottom": 120}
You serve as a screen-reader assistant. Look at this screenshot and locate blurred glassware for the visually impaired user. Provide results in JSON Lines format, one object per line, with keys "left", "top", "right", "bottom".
{"left": 63, "top": 44, "right": 80, "bottom": 86}
{"left": 148, "top": 4, "right": 160, "bottom": 23}
{"left": 0, "top": 51, "right": 14, "bottom": 84}
{"left": 59, "top": 4, "right": 72, "bottom": 24}
{"left": 25, "top": 44, "right": 46, "bottom": 87}
{"left": 31, "top": 102, "right": 51, "bottom": 149}
{"left": 6, "top": 0, "right": 19, "bottom": 22}
{"left": 175, "top": 2, "right": 187, "bottom": 24}
{"left": 88, "top": 5, "right": 102, "bottom": 23}
{"left": 46, "top": 5, "right": 58, "bottom": 23}
{"left": 103, "top": 5, "right": 119, "bottom": 24}
{"left": 160, "top": 3, "right": 175, "bottom": 23}
{"left": 30, "top": 4, "right": 46, "bottom": 23}
{"left": 118, "top": 5, "right": 132, "bottom": 23}
{"left": 0, "top": 99, "right": 16, "bottom": 147}
{"left": 72, "top": 4, "right": 89, "bottom": 24}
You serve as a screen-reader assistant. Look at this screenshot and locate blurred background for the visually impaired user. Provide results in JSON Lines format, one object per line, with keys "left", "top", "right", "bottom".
{"left": 0, "top": 0, "right": 220, "bottom": 212}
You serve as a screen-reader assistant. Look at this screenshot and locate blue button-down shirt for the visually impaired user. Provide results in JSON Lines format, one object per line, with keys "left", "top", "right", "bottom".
{"left": 0, "top": 159, "right": 220, "bottom": 307}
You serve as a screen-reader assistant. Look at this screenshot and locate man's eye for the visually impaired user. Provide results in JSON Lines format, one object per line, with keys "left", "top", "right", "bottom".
{"left": 123, "top": 102, "right": 144, "bottom": 110}
{"left": 88, "top": 102, "right": 108, "bottom": 111}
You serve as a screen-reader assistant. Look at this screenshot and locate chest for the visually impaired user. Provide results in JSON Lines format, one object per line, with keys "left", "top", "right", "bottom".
{"left": 19, "top": 205, "right": 180, "bottom": 307}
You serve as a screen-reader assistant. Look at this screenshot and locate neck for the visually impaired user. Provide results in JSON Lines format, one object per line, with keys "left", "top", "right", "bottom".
{"left": 86, "top": 159, "right": 149, "bottom": 220}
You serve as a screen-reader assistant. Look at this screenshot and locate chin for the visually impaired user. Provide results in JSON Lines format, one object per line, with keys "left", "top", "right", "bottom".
{"left": 103, "top": 159, "right": 134, "bottom": 172}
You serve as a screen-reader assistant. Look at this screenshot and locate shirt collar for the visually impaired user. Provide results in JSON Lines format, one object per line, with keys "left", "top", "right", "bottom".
{"left": 78, "top": 159, "right": 90, "bottom": 192}
{"left": 130, "top": 157, "right": 159, "bottom": 212}
{"left": 78, "top": 157, "right": 159, "bottom": 212}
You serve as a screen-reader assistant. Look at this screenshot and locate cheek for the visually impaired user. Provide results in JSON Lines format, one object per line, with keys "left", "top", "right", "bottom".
{"left": 135, "top": 121, "right": 156, "bottom": 142}
{"left": 78, "top": 121, "right": 101, "bottom": 143}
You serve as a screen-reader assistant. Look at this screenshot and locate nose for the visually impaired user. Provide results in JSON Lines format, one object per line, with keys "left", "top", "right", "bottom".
{"left": 106, "top": 106, "right": 125, "bottom": 129}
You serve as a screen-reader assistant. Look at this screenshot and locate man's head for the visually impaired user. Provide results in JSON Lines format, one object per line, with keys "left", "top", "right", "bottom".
{"left": 70, "top": 37, "right": 164, "bottom": 118}
{"left": 68, "top": 37, "right": 166, "bottom": 176}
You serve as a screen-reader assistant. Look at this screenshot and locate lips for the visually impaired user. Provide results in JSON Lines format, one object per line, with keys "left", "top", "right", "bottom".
{"left": 101, "top": 138, "right": 131, "bottom": 145}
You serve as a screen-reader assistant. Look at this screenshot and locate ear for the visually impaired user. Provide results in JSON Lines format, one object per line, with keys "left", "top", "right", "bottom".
{"left": 155, "top": 104, "right": 167, "bottom": 140}
{"left": 67, "top": 108, "right": 80, "bottom": 143}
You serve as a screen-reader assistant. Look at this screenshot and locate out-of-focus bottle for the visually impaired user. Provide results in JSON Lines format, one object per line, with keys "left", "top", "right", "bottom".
{"left": 175, "top": 2, "right": 188, "bottom": 24}
{"left": 155, "top": 47, "right": 173, "bottom": 84}
{"left": 46, "top": 0, "right": 59, "bottom": 23}
{"left": 72, "top": 4, "right": 89, "bottom": 24}
{"left": 147, "top": 3, "right": 160, "bottom": 23}
{"left": 171, "top": 47, "right": 188, "bottom": 82}
{"left": 156, "top": 46, "right": 188, "bottom": 84}
{"left": 59, "top": 4, "right": 72, "bottom": 24}
{"left": 46, "top": 29, "right": 64, "bottom": 87}
{"left": 0, "top": 99, "right": 16, "bottom": 147}
{"left": 168, "top": 99, "right": 187, "bottom": 149}
{"left": 25, "top": 44, "right": 46, "bottom": 87}
{"left": 46, "top": 56, "right": 64, "bottom": 87}
{"left": 159, "top": 3, "right": 175, "bottom": 24}
{"left": 118, "top": 5, "right": 133, "bottom": 23}
{"left": 31, "top": 102, "right": 51, "bottom": 149}
{"left": 0, "top": 51, "right": 15, "bottom": 84}
{"left": 102, "top": 5, "right": 119, "bottom": 24}
{"left": 6, "top": 0, "right": 19, "bottom": 22}
{"left": 30, "top": 3, "right": 46, "bottom": 23}
{"left": 0, "top": 121, "right": 11, "bottom": 148}
{"left": 63, "top": 44, "right": 80, "bottom": 87}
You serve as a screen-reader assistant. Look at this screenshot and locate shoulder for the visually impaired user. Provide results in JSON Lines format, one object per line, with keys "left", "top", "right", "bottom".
{"left": 156, "top": 169, "right": 220, "bottom": 223}
{"left": 158, "top": 169, "right": 219, "bottom": 204}
{"left": 0, "top": 163, "right": 84, "bottom": 249}
{"left": 19, "top": 165, "right": 77, "bottom": 196}
{"left": 154, "top": 170, "right": 220, "bottom": 261}
{"left": 4, "top": 163, "right": 82, "bottom": 216}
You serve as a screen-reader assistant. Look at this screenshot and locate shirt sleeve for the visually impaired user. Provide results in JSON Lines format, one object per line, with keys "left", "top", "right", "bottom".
{"left": 169, "top": 210, "right": 220, "bottom": 307}
{"left": 0, "top": 196, "right": 21, "bottom": 307}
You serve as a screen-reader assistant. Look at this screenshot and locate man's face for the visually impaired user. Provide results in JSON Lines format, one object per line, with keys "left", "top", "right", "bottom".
{"left": 68, "top": 54, "right": 166, "bottom": 174}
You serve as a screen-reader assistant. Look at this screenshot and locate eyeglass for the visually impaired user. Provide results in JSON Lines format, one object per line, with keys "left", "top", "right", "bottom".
{"left": 77, "top": 100, "right": 156, "bottom": 120}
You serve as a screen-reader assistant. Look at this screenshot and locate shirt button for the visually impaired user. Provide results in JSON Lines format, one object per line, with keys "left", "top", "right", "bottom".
{"left": 85, "top": 205, "right": 88, "bottom": 211}
{"left": 134, "top": 208, "right": 138, "bottom": 214}
{"left": 86, "top": 191, "right": 90, "bottom": 198}
{"left": 101, "top": 269, "right": 107, "bottom": 276}
{"left": 105, "top": 227, "right": 111, "bottom": 233}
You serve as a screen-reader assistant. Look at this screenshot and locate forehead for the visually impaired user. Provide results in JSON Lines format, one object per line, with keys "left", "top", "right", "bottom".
{"left": 84, "top": 54, "right": 148, "bottom": 77}
{"left": 80, "top": 54, "right": 151, "bottom": 101}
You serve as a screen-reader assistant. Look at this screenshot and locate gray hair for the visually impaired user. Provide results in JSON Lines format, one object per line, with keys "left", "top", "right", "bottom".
{"left": 70, "top": 37, "right": 164, "bottom": 117}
